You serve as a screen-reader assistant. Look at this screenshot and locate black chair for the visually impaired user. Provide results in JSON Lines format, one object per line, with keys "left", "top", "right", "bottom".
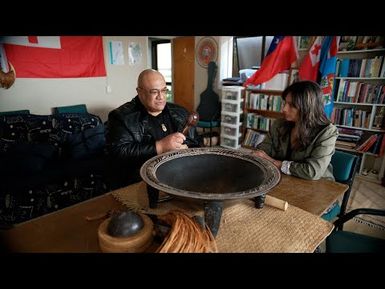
{"left": 326, "top": 208, "right": 385, "bottom": 253}
{"left": 325, "top": 151, "right": 385, "bottom": 253}
{"left": 323, "top": 150, "right": 360, "bottom": 225}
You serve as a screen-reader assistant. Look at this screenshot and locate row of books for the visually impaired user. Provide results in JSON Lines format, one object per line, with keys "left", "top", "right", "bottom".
{"left": 338, "top": 36, "right": 384, "bottom": 51}
{"left": 337, "top": 127, "right": 363, "bottom": 141}
{"left": 242, "top": 129, "right": 266, "bottom": 148}
{"left": 336, "top": 127, "right": 385, "bottom": 156}
{"left": 246, "top": 113, "right": 276, "bottom": 131}
{"left": 246, "top": 93, "right": 282, "bottom": 111}
{"left": 335, "top": 80, "right": 385, "bottom": 104}
{"left": 336, "top": 56, "right": 385, "bottom": 78}
{"left": 332, "top": 108, "right": 372, "bottom": 129}
{"left": 336, "top": 128, "right": 385, "bottom": 156}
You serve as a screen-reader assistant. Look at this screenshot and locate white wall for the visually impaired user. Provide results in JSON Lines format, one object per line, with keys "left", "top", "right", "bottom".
{"left": 0, "top": 36, "right": 149, "bottom": 122}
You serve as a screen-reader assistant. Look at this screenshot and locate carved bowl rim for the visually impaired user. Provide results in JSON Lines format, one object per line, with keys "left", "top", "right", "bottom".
{"left": 140, "top": 147, "right": 281, "bottom": 200}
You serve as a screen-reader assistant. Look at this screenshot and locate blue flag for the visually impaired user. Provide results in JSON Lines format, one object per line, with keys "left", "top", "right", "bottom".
{"left": 319, "top": 36, "right": 340, "bottom": 119}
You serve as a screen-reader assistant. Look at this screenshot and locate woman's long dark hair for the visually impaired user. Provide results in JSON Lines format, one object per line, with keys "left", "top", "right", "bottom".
{"left": 281, "top": 80, "right": 330, "bottom": 150}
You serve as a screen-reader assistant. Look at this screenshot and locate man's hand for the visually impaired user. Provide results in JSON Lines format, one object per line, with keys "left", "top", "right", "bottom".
{"left": 156, "top": 132, "right": 187, "bottom": 154}
{"left": 253, "top": 150, "right": 282, "bottom": 169}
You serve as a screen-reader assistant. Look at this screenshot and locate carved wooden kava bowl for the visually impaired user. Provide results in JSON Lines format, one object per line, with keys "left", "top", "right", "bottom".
{"left": 140, "top": 147, "right": 281, "bottom": 236}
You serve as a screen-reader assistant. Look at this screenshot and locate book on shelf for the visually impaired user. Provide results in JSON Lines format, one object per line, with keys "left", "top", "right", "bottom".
{"left": 247, "top": 93, "right": 282, "bottom": 111}
{"left": 348, "top": 59, "right": 361, "bottom": 77}
{"left": 371, "top": 56, "right": 383, "bottom": 77}
{"left": 243, "top": 129, "right": 266, "bottom": 148}
{"left": 246, "top": 113, "right": 278, "bottom": 131}
{"left": 336, "top": 56, "right": 384, "bottom": 78}
{"left": 359, "top": 36, "right": 385, "bottom": 50}
{"left": 339, "top": 36, "right": 384, "bottom": 51}
{"left": 337, "top": 134, "right": 361, "bottom": 143}
{"left": 355, "top": 132, "right": 378, "bottom": 152}
{"left": 357, "top": 135, "right": 377, "bottom": 152}
{"left": 335, "top": 80, "right": 385, "bottom": 104}
{"left": 369, "top": 134, "right": 383, "bottom": 155}
{"left": 380, "top": 59, "right": 385, "bottom": 78}
{"left": 379, "top": 134, "right": 385, "bottom": 156}
{"left": 333, "top": 107, "right": 371, "bottom": 128}
{"left": 350, "top": 130, "right": 369, "bottom": 147}
{"left": 336, "top": 140, "right": 357, "bottom": 149}
{"left": 339, "top": 59, "right": 350, "bottom": 77}
{"left": 337, "top": 132, "right": 362, "bottom": 147}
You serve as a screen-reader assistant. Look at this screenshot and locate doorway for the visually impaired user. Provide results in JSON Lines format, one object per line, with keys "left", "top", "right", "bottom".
{"left": 172, "top": 36, "right": 195, "bottom": 112}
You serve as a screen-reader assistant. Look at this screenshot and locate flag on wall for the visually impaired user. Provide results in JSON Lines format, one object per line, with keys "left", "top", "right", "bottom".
{"left": 319, "top": 36, "right": 340, "bottom": 119}
{"left": 1, "top": 36, "right": 106, "bottom": 78}
{"left": 243, "top": 36, "right": 298, "bottom": 87}
{"left": 298, "top": 36, "right": 323, "bottom": 81}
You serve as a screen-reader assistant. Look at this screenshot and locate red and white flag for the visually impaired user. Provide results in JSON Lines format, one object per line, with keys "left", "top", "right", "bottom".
{"left": 298, "top": 36, "right": 323, "bottom": 81}
{"left": 244, "top": 36, "right": 298, "bottom": 87}
{"left": 1, "top": 36, "right": 106, "bottom": 78}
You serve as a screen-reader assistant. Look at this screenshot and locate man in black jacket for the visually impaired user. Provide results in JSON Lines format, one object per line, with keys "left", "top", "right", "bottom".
{"left": 106, "top": 69, "right": 201, "bottom": 188}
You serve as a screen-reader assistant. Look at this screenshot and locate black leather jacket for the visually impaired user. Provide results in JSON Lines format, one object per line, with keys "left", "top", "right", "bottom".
{"left": 107, "top": 96, "right": 201, "bottom": 170}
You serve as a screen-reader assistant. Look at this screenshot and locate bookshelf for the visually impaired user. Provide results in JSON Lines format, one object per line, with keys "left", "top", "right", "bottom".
{"left": 243, "top": 88, "right": 284, "bottom": 149}
{"left": 332, "top": 37, "right": 385, "bottom": 183}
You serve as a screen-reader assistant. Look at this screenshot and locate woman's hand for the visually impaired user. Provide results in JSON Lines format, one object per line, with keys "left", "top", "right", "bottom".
{"left": 253, "top": 150, "right": 282, "bottom": 169}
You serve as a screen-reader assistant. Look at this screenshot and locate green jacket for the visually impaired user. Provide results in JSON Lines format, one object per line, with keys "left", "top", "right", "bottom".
{"left": 257, "top": 119, "right": 338, "bottom": 180}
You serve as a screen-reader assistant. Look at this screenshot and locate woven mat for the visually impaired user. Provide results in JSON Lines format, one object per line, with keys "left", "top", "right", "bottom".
{"left": 111, "top": 182, "right": 334, "bottom": 253}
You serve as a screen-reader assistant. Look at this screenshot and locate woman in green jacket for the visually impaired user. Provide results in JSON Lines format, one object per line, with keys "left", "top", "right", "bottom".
{"left": 254, "top": 80, "right": 338, "bottom": 180}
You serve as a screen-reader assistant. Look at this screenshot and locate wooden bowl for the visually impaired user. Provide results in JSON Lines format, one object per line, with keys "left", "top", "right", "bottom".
{"left": 98, "top": 213, "right": 153, "bottom": 253}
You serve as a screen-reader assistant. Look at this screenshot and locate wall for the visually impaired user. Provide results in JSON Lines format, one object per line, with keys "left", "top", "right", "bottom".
{"left": 0, "top": 36, "right": 149, "bottom": 122}
{"left": 0, "top": 36, "right": 233, "bottom": 120}
{"left": 194, "top": 36, "right": 233, "bottom": 110}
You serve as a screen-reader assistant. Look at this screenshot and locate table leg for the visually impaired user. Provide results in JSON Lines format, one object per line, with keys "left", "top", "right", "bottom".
{"left": 146, "top": 185, "right": 159, "bottom": 209}
{"left": 204, "top": 200, "right": 223, "bottom": 237}
{"left": 253, "top": 194, "right": 266, "bottom": 209}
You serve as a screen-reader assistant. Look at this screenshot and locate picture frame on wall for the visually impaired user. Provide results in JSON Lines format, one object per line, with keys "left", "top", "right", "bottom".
{"left": 339, "top": 36, "right": 358, "bottom": 51}
{"left": 297, "top": 36, "right": 314, "bottom": 50}
{"left": 196, "top": 36, "right": 218, "bottom": 68}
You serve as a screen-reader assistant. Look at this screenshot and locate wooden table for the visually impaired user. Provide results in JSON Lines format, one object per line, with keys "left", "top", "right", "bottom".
{"left": 0, "top": 194, "right": 125, "bottom": 253}
{"left": 1, "top": 175, "right": 348, "bottom": 252}
{"left": 269, "top": 174, "right": 348, "bottom": 216}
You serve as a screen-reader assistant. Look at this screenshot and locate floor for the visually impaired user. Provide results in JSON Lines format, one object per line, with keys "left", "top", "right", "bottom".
{"left": 342, "top": 176, "right": 385, "bottom": 240}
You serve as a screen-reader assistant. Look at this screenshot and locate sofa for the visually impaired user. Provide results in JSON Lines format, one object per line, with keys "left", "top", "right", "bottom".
{"left": 0, "top": 109, "right": 113, "bottom": 226}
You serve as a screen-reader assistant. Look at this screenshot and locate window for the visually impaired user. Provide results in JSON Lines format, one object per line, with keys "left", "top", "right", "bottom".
{"left": 233, "top": 36, "right": 274, "bottom": 77}
{"left": 151, "top": 39, "right": 173, "bottom": 102}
